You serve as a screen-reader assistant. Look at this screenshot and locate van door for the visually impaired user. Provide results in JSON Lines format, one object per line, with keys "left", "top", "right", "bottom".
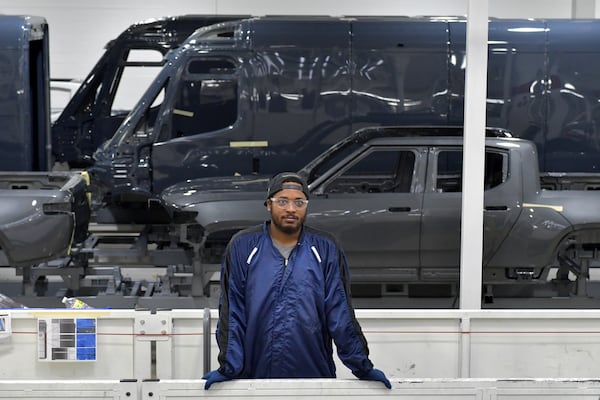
{"left": 152, "top": 19, "right": 353, "bottom": 191}
{"left": 150, "top": 54, "right": 247, "bottom": 192}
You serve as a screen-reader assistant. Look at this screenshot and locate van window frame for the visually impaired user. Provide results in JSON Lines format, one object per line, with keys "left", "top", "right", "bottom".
{"left": 164, "top": 56, "right": 240, "bottom": 140}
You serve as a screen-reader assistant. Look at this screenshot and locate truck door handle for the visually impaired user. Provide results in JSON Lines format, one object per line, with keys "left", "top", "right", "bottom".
{"left": 388, "top": 207, "right": 411, "bottom": 212}
{"left": 485, "top": 205, "right": 508, "bottom": 211}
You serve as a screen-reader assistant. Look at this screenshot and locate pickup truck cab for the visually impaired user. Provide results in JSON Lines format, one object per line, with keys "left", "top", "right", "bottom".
{"left": 161, "top": 126, "right": 595, "bottom": 297}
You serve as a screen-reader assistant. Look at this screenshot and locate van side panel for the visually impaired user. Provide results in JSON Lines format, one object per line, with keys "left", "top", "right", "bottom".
{"left": 449, "top": 19, "right": 548, "bottom": 139}
{"left": 543, "top": 20, "right": 600, "bottom": 172}
{"left": 0, "top": 19, "right": 27, "bottom": 170}
{"left": 0, "top": 16, "right": 50, "bottom": 171}
{"left": 250, "top": 19, "right": 352, "bottom": 175}
{"left": 351, "top": 19, "right": 450, "bottom": 132}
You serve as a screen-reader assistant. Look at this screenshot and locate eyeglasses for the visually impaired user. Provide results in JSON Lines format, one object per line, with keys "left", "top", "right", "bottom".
{"left": 270, "top": 197, "right": 309, "bottom": 209}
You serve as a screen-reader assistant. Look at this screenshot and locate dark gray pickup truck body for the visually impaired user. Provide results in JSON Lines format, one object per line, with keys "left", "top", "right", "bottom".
{"left": 0, "top": 172, "right": 90, "bottom": 267}
{"left": 161, "top": 126, "right": 598, "bottom": 292}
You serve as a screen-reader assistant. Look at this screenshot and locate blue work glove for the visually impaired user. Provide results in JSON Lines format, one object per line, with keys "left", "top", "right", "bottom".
{"left": 202, "top": 369, "right": 231, "bottom": 389}
{"left": 360, "top": 368, "right": 392, "bottom": 389}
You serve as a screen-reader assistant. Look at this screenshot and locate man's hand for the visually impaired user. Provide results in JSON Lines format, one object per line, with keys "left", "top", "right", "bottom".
{"left": 202, "top": 370, "right": 231, "bottom": 389}
{"left": 360, "top": 368, "right": 392, "bottom": 389}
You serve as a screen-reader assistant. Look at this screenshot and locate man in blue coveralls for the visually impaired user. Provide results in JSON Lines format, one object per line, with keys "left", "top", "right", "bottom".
{"left": 203, "top": 172, "right": 391, "bottom": 389}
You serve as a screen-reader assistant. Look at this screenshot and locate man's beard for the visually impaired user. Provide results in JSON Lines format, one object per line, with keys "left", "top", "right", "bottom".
{"left": 272, "top": 214, "right": 305, "bottom": 235}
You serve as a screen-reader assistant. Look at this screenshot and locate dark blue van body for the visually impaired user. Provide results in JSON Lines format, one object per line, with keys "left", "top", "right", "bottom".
{"left": 0, "top": 15, "right": 50, "bottom": 171}
{"left": 88, "top": 16, "right": 600, "bottom": 216}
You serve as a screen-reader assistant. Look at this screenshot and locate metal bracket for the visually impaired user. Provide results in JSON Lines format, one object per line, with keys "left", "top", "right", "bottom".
{"left": 135, "top": 313, "right": 171, "bottom": 341}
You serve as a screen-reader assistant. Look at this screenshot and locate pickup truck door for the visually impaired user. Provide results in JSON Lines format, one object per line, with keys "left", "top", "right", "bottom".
{"left": 307, "top": 146, "right": 426, "bottom": 283}
{"left": 420, "top": 146, "right": 521, "bottom": 278}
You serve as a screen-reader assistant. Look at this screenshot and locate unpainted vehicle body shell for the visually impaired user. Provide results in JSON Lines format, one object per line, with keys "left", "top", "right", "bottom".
{"left": 90, "top": 16, "right": 600, "bottom": 217}
{"left": 0, "top": 172, "right": 90, "bottom": 266}
{"left": 0, "top": 16, "right": 90, "bottom": 269}
{"left": 161, "top": 126, "right": 597, "bottom": 289}
{"left": 51, "top": 14, "right": 250, "bottom": 168}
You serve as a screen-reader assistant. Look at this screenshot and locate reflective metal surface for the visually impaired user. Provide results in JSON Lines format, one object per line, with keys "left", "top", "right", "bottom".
{"left": 89, "top": 17, "right": 600, "bottom": 207}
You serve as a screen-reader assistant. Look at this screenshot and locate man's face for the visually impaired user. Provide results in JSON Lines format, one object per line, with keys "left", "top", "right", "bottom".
{"left": 267, "top": 185, "right": 308, "bottom": 235}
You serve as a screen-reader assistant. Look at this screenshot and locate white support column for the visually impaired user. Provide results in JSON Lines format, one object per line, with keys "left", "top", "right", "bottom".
{"left": 459, "top": 0, "right": 488, "bottom": 310}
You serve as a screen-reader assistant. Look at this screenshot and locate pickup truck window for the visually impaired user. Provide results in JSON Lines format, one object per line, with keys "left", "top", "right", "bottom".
{"left": 305, "top": 140, "right": 365, "bottom": 183}
{"left": 323, "top": 149, "right": 415, "bottom": 193}
{"left": 435, "top": 149, "right": 506, "bottom": 192}
{"left": 172, "top": 58, "right": 238, "bottom": 137}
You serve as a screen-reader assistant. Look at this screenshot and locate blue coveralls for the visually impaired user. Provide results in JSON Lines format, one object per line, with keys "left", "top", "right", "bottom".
{"left": 216, "top": 221, "right": 374, "bottom": 379}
